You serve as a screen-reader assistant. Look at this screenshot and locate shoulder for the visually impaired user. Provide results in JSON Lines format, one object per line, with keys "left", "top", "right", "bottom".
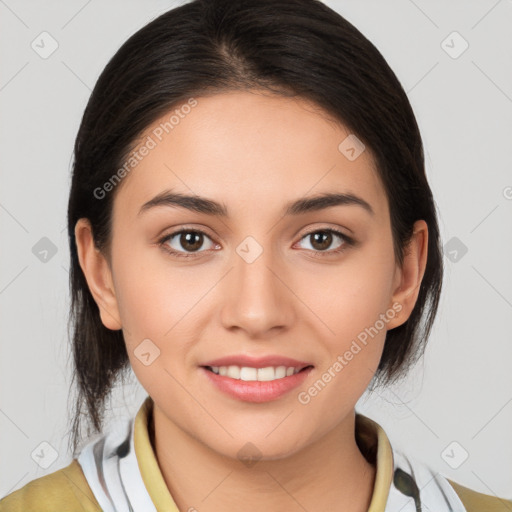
{"left": 0, "top": 459, "right": 101, "bottom": 512}
{"left": 386, "top": 442, "right": 511, "bottom": 512}
{"left": 447, "top": 478, "right": 512, "bottom": 512}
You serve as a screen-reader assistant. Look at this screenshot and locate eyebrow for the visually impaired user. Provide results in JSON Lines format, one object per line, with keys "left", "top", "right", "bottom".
{"left": 138, "top": 190, "right": 374, "bottom": 218}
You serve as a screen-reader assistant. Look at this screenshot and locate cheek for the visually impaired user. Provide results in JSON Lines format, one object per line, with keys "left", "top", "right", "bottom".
{"left": 297, "top": 280, "right": 392, "bottom": 433}
{"left": 308, "top": 239, "right": 396, "bottom": 345}
{"left": 300, "top": 234, "right": 396, "bottom": 401}
{"left": 112, "top": 238, "right": 196, "bottom": 334}
{"left": 111, "top": 242, "right": 214, "bottom": 383}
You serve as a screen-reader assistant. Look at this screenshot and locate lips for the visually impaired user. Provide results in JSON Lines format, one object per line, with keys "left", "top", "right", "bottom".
{"left": 199, "top": 354, "right": 314, "bottom": 402}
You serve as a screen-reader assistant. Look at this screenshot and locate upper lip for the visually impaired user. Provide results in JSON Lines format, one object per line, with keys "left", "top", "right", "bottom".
{"left": 201, "top": 354, "right": 313, "bottom": 369}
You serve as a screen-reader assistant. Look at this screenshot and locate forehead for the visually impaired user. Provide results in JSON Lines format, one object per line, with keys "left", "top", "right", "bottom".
{"left": 112, "top": 90, "right": 387, "bottom": 222}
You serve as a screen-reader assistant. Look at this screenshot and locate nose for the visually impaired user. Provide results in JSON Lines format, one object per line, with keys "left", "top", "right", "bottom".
{"left": 220, "top": 244, "right": 295, "bottom": 339}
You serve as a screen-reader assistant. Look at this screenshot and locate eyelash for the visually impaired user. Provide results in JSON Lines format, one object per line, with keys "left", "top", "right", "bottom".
{"left": 157, "top": 227, "right": 356, "bottom": 259}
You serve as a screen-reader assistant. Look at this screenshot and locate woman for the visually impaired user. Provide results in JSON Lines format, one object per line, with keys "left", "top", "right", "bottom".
{"left": 1, "top": 0, "right": 509, "bottom": 510}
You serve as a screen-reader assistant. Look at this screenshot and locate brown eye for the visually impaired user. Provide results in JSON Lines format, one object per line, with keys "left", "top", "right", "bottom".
{"left": 310, "top": 231, "right": 334, "bottom": 251}
{"left": 178, "top": 231, "right": 204, "bottom": 252}
{"left": 298, "top": 229, "right": 348, "bottom": 253}
{"left": 159, "top": 229, "right": 217, "bottom": 257}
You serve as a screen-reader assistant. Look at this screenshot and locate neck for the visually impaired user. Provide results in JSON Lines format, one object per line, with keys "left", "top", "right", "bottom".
{"left": 150, "top": 405, "right": 376, "bottom": 512}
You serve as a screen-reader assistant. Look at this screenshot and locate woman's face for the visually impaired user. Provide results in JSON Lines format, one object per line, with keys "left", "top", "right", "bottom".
{"left": 78, "top": 90, "right": 426, "bottom": 460}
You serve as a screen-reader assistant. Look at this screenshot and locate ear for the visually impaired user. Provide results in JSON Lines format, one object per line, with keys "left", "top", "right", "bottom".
{"left": 74, "top": 218, "right": 122, "bottom": 330}
{"left": 386, "top": 219, "right": 429, "bottom": 330}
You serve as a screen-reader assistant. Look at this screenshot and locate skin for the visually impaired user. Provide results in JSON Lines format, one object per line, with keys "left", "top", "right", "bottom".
{"left": 75, "top": 90, "right": 428, "bottom": 512}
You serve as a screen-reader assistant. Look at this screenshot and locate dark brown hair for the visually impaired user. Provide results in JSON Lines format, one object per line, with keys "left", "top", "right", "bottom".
{"left": 66, "top": 0, "right": 443, "bottom": 456}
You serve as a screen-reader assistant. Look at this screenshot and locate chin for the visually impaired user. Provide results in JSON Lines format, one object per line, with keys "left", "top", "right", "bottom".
{"left": 205, "top": 433, "right": 309, "bottom": 464}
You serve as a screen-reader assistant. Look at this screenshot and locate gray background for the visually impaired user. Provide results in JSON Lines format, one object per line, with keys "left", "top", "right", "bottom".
{"left": 1, "top": 0, "right": 511, "bottom": 501}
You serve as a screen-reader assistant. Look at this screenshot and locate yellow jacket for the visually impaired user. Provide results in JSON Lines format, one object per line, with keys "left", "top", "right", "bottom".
{"left": 1, "top": 397, "right": 510, "bottom": 511}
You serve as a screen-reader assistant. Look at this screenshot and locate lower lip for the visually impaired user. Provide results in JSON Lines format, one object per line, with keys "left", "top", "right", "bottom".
{"left": 201, "top": 366, "right": 313, "bottom": 403}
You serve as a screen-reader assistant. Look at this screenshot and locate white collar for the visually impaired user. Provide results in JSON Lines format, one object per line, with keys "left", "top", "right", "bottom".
{"left": 77, "top": 403, "right": 467, "bottom": 512}
{"left": 78, "top": 416, "right": 158, "bottom": 512}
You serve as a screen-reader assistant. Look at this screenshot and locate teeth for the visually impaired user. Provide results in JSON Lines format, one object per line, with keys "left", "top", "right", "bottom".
{"left": 257, "top": 367, "right": 275, "bottom": 381}
{"left": 208, "top": 365, "right": 303, "bottom": 381}
{"left": 227, "top": 365, "right": 241, "bottom": 379}
{"left": 275, "top": 366, "right": 286, "bottom": 379}
{"left": 240, "top": 367, "right": 257, "bottom": 381}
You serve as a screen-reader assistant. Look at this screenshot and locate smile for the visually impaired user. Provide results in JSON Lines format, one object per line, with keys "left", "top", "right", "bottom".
{"left": 201, "top": 365, "right": 314, "bottom": 403}
{"left": 206, "top": 365, "right": 309, "bottom": 382}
